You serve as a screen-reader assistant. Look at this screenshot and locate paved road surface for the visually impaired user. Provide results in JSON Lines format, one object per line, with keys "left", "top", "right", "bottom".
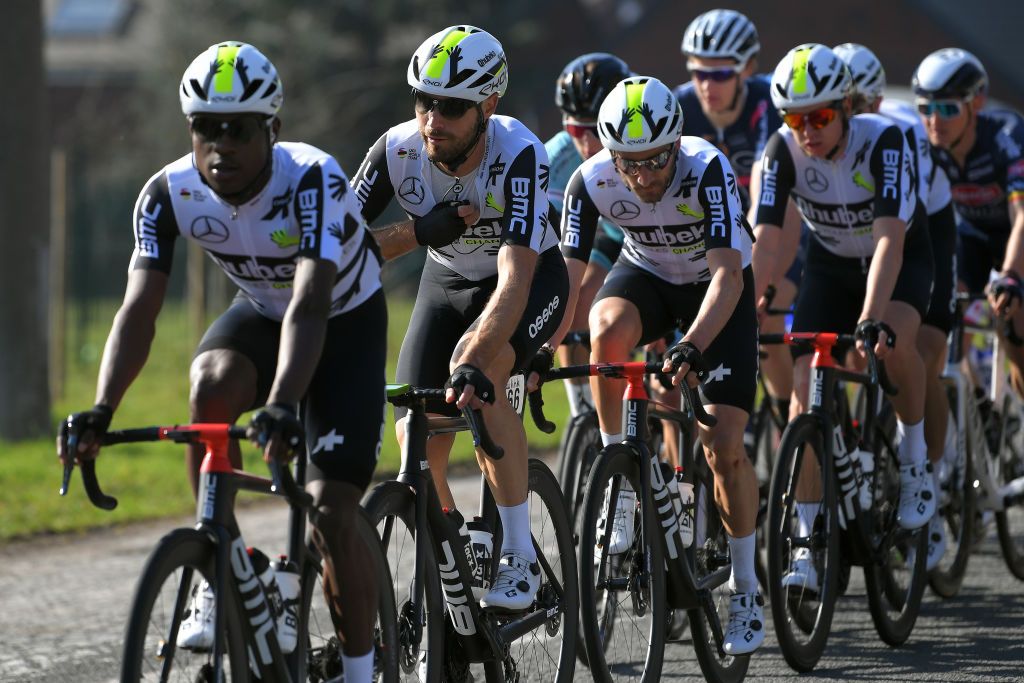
{"left": 2, "top": 467, "right": 1023, "bottom": 682}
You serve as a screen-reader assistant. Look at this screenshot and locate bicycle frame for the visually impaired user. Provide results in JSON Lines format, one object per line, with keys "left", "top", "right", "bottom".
{"left": 386, "top": 387, "right": 570, "bottom": 664}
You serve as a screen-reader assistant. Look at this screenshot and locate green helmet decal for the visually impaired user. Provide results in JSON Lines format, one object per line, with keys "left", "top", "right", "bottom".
{"left": 792, "top": 47, "right": 811, "bottom": 95}
{"left": 625, "top": 81, "right": 647, "bottom": 139}
{"left": 425, "top": 29, "right": 471, "bottom": 80}
{"left": 213, "top": 44, "right": 241, "bottom": 93}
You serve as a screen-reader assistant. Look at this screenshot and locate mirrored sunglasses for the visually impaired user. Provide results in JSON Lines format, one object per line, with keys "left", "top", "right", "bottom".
{"left": 688, "top": 63, "right": 743, "bottom": 83}
{"left": 916, "top": 98, "right": 965, "bottom": 119}
{"left": 612, "top": 145, "right": 675, "bottom": 175}
{"left": 563, "top": 119, "right": 597, "bottom": 140}
{"left": 782, "top": 106, "right": 839, "bottom": 131}
{"left": 413, "top": 89, "right": 476, "bottom": 119}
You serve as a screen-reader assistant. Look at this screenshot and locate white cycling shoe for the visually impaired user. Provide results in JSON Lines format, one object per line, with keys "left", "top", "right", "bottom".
{"left": 781, "top": 548, "right": 820, "bottom": 595}
{"left": 596, "top": 480, "right": 636, "bottom": 556}
{"left": 177, "top": 580, "right": 215, "bottom": 651}
{"left": 722, "top": 591, "right": 765, "bottom": 655}
{"left": 480, "top": 550, "right": 541, "bottom": 613}
{"left": 897, "top": 461, "right": 937, "bottom": 530}
{"left": 926, "top": 515, "right": 947, "bottom": 571}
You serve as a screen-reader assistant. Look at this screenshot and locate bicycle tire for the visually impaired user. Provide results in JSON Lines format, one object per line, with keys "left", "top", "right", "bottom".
{"left": 578, "top": 442, "right": 666, "bottom": 683}
{"left": 748, "top": 395, "right": 779, "bottom": 592}
{"left": 121, "top": 527, "right": 249, "bottom": 682}
{"left": 994, "top": 394, "right": 1024, "bottom": 580}
{"left": 928, "top": 385, "right": 976, "bottom": 598}
{"left": 766, "top": 413, "right": 840, "bottom": 673}
{"left": 687, "top": 442, "right": 751, "bottom": 683}
{"left": 363, "top": 480, "right": 444, "bottom": 682}
{"left": 484, "top": 459, "right": 579, "bottom": 682}
{"left": 295, "top": 508, "right": 399, "bottom": 682}
{"left": 863, "top": 416, "right": 928, "bottom": 647}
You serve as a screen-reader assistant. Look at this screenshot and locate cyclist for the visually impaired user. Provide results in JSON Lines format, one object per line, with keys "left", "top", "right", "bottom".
{"left": 547, "top": 52, "right": 631, "bottom": 418}
{"left": 913, "top": 48, "right": 1024, "bottom": 398}
{"left": 55, "top": 42, "right": 385, "bottom": 682}
{"left": 548, "top": 75, "right": 765, "bottom": 655}
{"left": 352, "top": 25, "right": 568, "bottom": 612}
{"left": 835, "top": 42, "right": 957, "bottom": 569}
{"left": 677, "top": 8, "right": 802, "bottom": 426}
{"left": 751, "top": 43, "right": 937, "bottom": 591}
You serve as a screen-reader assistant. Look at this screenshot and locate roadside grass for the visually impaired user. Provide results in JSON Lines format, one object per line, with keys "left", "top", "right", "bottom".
{"left": 0, "top": 296, "right": 568, "bottom": 540}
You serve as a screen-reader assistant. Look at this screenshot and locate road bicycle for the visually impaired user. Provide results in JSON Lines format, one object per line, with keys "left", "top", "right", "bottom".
{"left": 542, "top": 360, "right": 746, "bottom": 683}
{"left": 762, "top": 332, "right": 928, "bottom": 673}
{"left": 361, "top": 384, "right": 578, "bottom": 682}
{"left": 60, "top": 422, "right": 398, "bottom": 682}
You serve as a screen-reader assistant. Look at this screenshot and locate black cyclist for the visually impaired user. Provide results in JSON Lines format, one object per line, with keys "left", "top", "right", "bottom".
{"left": 55, "top": 42, "right": 386, "bottom": 683}
{"left": 352, "top": 25, "right": 568, "bottom": 613}
{"left": 677, "top": 8, "right": 802, "bottom": 425}
{"left": 751, "top": 43, "right": 937, "bottom": 593}
{"left": 547, "top": 52, "right": 631, "bottom": 418}
{"left": 547, "top": 76, "right": 765, "bottom": 655}
{"left": 836, "top": 42, "right": 958, "bottom": 570}
{"left": 913, "top": 48, "right": 1024, "bottom": 398}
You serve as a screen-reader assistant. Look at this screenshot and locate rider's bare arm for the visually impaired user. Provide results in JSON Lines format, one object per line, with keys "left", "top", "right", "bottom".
{"left": 1000, "top": 196, "right": 1024, "bottom": 278}
{"left": 682, "top": 247, "right": 745, "bottom": 353}
{"left": 860, "top": 216, "right": 906, "bottom": 322}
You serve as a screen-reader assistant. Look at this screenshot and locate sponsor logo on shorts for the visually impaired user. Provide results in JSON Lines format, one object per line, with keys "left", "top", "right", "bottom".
{"left": 528, "top": 295, "right": 560, "bottom": 339}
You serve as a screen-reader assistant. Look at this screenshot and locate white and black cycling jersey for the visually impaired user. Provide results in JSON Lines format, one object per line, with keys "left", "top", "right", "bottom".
{"left": 877, "top": 99, "right": 952, "bottom": 215}
{"left": 756, "top": 114, "right": 918, "bottom": 259}
{"left": 560, "top": 137, "right": 752, "bottom": 286}
{"left": 129, "top": 142, "right": 382, "bottom": 321}
{"left": 352, "top": 115, "right": 560, "bottom": 281}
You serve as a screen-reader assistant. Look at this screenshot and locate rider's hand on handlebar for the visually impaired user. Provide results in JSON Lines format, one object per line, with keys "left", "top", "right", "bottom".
{"left": 525, "top": 345, "right": 554, "bottom": 393}
{"left": 662, "top": 340, "right": 708, "bottom": 389}
{"left": 248, "top": 403, "right": 304, "bottom": 463}
{"left": 988, "top": 271, "right": 1023, "bottom": 318}
{"left": 756, "top": 283, "right": 776, "bottom": 325}
{"left": 57, "top": 404, "right": 113, "bottom": 467}
{"left": 446, "top": 363, "right": 496, "bottom": 410}
{"left": 854, "top": 318, "right": 896, "bottom": 360}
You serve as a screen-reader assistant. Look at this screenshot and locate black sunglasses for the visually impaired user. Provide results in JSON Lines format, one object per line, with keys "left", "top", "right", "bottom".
{"left": 189, "top": 115, "right": 270, "bottom": 143}
{"left": 611, "top": 144, "right": 676, "bottom": 175}
{"left": 412, "top": 89, "right": 476, "bottom": 119}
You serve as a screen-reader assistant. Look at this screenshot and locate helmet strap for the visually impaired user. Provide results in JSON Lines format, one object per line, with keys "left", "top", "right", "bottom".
{"left": 949, "top": 105, "right": 975, "bottom": 154}
{"left": 209, "top": 148, "right": 274, "bottom": 205}
{"left": 824, "top": 112, "right": 850, "bottom": 161}
{"left": 438, "top": 104, "right": 487, "bottom": 175}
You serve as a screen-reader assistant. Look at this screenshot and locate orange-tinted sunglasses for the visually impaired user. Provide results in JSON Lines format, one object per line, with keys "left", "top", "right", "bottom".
{"left": 782, "top": 106, "right": 838, "bottom": 131}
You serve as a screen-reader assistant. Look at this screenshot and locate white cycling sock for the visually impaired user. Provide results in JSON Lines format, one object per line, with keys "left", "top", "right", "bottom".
{"left": 728, "top": 532, "right": 758, "bottom": 594}
{"left": 497, "top": 500, "right": 535, "bottom": 560}
{"left": 796, "top": 502, "right": 820, "bottom": 538}
{"left": 897, "top": 419, "right": 927, "bottom": 466}
{"left": 341, "top": 648, "right": 374, "bottom": 683}
{"left": 564, "top": 380, "right": 594, "bottom": 417}
{"left": 600, "top": 431, "right": 623, "bottom": 447}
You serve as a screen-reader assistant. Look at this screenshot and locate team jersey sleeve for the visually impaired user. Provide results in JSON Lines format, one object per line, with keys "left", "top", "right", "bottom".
{"left": 500, "top": 141, "right": 549, "bottom": 251}
{"left": 351, "top": 132, "right": 396, "bottom": 224}
{"left": 292, "top": 156, "right": 364, "bottom": 265}
{"left": 129, "top": 171, "right": 178, "bottom": 273}
{"left": 698, "top": 154, "right": 748, "bottom": 252}
{"left": 753, "top": 131, "right": 795, "bottom": 227}
{"left": 998, "top": 115, "right": 1024, "bottom": 204}
{"left": 869, "top": 124, "right": 911, "bottom": 219}
{"left": 559, "top": 167, "right": 601, "bottom": 263}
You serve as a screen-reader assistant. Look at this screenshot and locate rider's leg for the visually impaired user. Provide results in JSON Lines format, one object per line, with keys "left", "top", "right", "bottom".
{"left": 588, "top": 296, "right": 643, "bottom": 443}
{"left": 760, "top": 277, "right": 797, "bottom": 420}
{"left": 557, "top": 259, "right": 608, "bottom": 416}
{"left": 918, "top": 323, "right": 950, "bottom": 466}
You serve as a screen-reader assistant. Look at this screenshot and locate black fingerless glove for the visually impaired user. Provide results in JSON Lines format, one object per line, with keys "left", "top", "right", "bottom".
{"left": 665, "top": 341, "right": 709, "bottom": 381}
{"left": 249, "top": 402, "right": 304, "bottom": 453}
{"left": 447, "top": 363, "right": 496, "bottom": 404}
{"left": 526, "top": 345, "right": 555, "bottom": 381}
{"left": 854, "top": 319, "right": 897, "bottom": 349}
{"left": 62, "top": 404, "right": 113, "bottom": 445}
{"left": 414, "top": 200, "right": 469, "bottom": 249}
{"left": 991, "top": 271, "right": 1023, "bottom": 305}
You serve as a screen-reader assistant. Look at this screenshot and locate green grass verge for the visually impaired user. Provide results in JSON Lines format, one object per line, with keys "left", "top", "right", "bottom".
{"left": 0, "top": 296, "right": 568, "bottom": 540}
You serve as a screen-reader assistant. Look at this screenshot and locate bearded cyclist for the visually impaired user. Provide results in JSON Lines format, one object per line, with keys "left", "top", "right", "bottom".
{"left": 548, "top": 76, "right": 765, "bottom": 655}
{"left": 751, "top": 43, "right": 937, "bottom": 593}
{"left": 547, "top": 52, "right": 631, "bottom": 418}
{"left": 677, "top": 8, "right": 803, "bottom": 427}
{"left": 352, "top": 25, "right": 568, "bottom": 612}
{"left": 913, "top": 48, "right": 1024, "bottom": 398}
{"left": 835, "top": 42, "right": 958, "bottom": 570}
{"left": 55, "top": 42, "right": 386, "bottom": 682}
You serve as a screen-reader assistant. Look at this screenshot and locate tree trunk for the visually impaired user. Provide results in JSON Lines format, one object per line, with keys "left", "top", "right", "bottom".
{"left": 0, "top": 0, "right": 50, "bottom": 439}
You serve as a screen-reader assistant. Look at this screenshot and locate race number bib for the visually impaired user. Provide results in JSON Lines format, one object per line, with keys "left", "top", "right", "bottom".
{"left": 505, "top": 374, "right": 526, "bottom": 417}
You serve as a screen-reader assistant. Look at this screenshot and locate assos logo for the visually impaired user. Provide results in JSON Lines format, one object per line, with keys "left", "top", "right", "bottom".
{"left": 528, "top": 296, "right": 560, "bottom": 339}
{"left": 705, "top": 186, "right": 727, "bottom": 238}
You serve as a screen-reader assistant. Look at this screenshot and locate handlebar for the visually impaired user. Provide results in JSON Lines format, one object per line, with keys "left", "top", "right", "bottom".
{"left": 60, "top": 423, "right": 315, "bottom": 511}
{"left": 758, "top": 332, "right": 899, "bottom": 396}
{"left": 387, "top": 387, "right": 504, "bottom": 460}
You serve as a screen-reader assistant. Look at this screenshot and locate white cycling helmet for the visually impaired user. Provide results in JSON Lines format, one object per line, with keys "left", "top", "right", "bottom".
{"left": 407, "top": 25, "right": 508, "bottom": 102}
{"left": 912, "top": 48, "right": 987, "bottom": 100}
{"left": 180, "top": 41, "right": 283, "bottom": 116}
{"left": 597, "top": 76, "right": 683, "bottom": 153}
{"left": 681, "top": 9, "right": 760, "bottom": 65}
{"left": 833, "top": 43, "right": 886, "bottom": 100}
{"left": 770, "top": 43, "right": 851, "bottom": 111}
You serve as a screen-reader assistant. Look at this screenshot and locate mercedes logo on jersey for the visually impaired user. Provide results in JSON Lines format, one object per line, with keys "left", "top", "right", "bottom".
{"left": 805, "top": 167, "right": 830, "bottom": 193}
{"left": 399, "top": 177, "right": 425, "bottom": 205}
{"left": 190, "top": 215, "right": 230, "bottom": 243}
{"left": 610, "top": 200, "right": 641, "bottom": 220}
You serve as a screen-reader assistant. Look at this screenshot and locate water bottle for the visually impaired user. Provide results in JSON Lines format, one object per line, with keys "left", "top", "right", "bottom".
{"left": 272, "top": 555, "right": 300, "bottom": 654}
{"left": 444, "top": 508, "right": 477, "bottom": 580}
{"left": 850, "top": 444, "right": 874, "bottom": 513}
{"left": 675, "top": 467, "right": 694, "bottom": 549}
{"left": 466, "top": 517, "right": 494, "bottom": 600}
